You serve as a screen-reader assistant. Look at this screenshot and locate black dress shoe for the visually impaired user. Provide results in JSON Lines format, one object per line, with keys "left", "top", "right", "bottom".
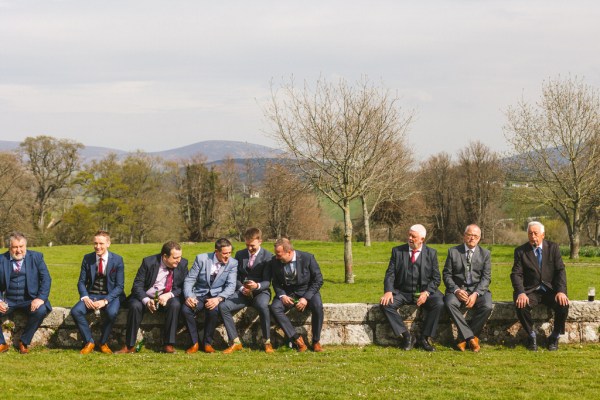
{"left": 547, "top": 337, "right": 559, "bottom": 351}
{"left": 418, "top": 336, "right": 435, "bottom": 352}
{"left": 401, "top": 334, "right": 416, "bottom": 351}
{"left": 526, "top": 336, "right": 538, "bottom": 351}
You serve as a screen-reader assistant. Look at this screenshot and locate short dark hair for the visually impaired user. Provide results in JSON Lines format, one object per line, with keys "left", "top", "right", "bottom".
{"left": 161, "top": 241, "right": 182, "bottom": 257}
{"left": 94, "top": 230, "right": 111, "bottom": 241}
{"left": 274, "top": 237, "right": 293, "bottom": 252}
{"left": 215, "top": 238, "right": 232, "bottom": 251}
{"left": 244, "top": 227, "right": 262, "bottom": 241}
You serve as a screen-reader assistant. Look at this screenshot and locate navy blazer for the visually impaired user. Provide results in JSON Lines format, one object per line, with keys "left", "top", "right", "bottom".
{"left": 183, "top": 253, "right": 237, "bottom": 299}
{"left": 234, "top": 247, "right": 273, "bottom": 294}
{"left": 384, "top": 244, "right": 441, "bottom": 295}
{"left": 0, "top": 250, "right": 52, "bottom": 311}
{"left": 271, "top": 250, "right": 323, "bottom": 301}
{"left": 77, "top": 251, "right": 125, "bottom": 303}
{"left": 130, "top": 254, "right": 189, "bottom": 302}
{"left": 443, "top": 244, "right": 492, "bottom": 296}
{"left": 510, "top": 240, "right": 567, "bottom": 295}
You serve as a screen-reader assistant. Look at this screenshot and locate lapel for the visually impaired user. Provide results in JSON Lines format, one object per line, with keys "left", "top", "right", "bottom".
{"left": 525, "top": 245, "right": 541, "bottom": 277}
{"left": 150, "top": 255, "right": 161, "bottom": 284}
{"left": 459, "top": 245, "right": 468, "bottom": 276}
{"left": 402, "top": 246, "right": 411, "bottom": 271}
{"left": 205, "top": 253, "right": 215, "bottom": 284}
{"left": 2, "top": 253, "right": 10, "bottom": 286}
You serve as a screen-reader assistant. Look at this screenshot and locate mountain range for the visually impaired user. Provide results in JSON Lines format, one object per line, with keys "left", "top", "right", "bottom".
{"left": 0, "top": 139, "right": 284, "bottom": 164}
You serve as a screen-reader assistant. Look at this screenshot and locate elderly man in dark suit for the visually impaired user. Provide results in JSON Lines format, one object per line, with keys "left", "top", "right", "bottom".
{"left": 270, "top": 237, "right": 324, "bottom": 352}
{"left": 71, "top": 230, "right": 125, "bottom": 354}
{"left": 0, "top": 232, "right": 52, "bottom": 354}
{"left": 182, "top": 238, "right": 237, "bottom": 354}
{"left": 380, "top": 224, "right": 444, "bottom": 351}
{"left": 443, "top": 224, "right": 492, "bottom": 352}
{"left": 220, "top": 227, "right": 274, "bottom": 354}
{"left": 511, "top": 221, "right": 569, "bottom": 351}
{"left": 116, "top": 241, "right": 188, "bottom": 354}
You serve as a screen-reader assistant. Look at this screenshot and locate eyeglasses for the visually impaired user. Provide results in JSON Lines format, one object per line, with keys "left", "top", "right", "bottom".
{"left": 465, "top": 234, "right": 480, "bottom": 239}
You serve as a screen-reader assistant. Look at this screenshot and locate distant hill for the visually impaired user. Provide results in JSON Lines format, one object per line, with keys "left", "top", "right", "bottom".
{"left": 0, "top": 139, "right": 283, "bottom": 164}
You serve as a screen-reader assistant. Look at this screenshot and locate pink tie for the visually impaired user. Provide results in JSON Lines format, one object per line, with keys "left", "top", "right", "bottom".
{"left": 249, "top": 253, "right": 257, "bottom": 268}
{"left": 15, "top": 260, "right": 22, "bottom": 273}
{"left": 411, "top": 250, "right": 419, "bottom": 264}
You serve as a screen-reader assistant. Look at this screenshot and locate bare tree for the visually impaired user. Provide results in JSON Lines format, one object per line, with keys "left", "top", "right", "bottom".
{"left": 266, "top": 76, "right": 414, "bottom": 283}
{"left": 504, "top": 76, "right": 600, "bottom": 258}
{"left": 0, "top": 152, "right": 34, "bottom": 244}
{"left": 19, "top": 135, "right": 83, "bottom": 238}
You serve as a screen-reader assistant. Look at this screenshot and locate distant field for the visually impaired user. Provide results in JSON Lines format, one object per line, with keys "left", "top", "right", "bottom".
{"left": 18, "top": 241, "right": 600, "bottom": 307}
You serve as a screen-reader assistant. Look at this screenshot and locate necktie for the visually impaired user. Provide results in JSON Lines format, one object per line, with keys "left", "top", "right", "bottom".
{"left": 15, "top": 260, "right": 22, "bottom": 273}
{"left": 98, "top": 257, "right": 104, "bottom": 276}
{"left": 249, "top": 253, "right": 257, "bottom": 269}
{"left": 466, "top": 250, "right": 473, "bottom": 284}
{"left": 164, "top": 269, "right": 173, "bottom": 293}
{"left": 411, "top": 250, "right": 419, "bottom": 264}
{"left": 535, "top": 247, "right": 542, "bottom": 269}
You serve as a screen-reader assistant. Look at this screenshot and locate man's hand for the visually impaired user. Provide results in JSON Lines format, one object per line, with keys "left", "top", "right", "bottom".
{"left": 556, "top": 292, "right": 569, "bottom": 306}
{"left": 185, "top": 297, "right": 198, "bottom": 309}
{"left": 295, "top": 297, "right": 308, "bottom": 311}
{"left": 158, "top": 292, "right": 172, "bottom": 307}
{"left": 0, "top": 301, "right": 8, "bottom": 313}
{"left": 465, "top": 293, "right": 478, "bottom": 309}
{"left": 30, "top": 298, "right": 45, "bottom": 312}
{"left": 92, "top": 299, "right": 107, "bottom": 310}
{"left": 205, "top": 297, "right": 221, "bottom": 310}
{"left": 455, "top": 289, "right": 469, "bottom": 303}
{"left": 416, "top": 291, "right": 429, "bottom": 307}
{"left": 515, "top": 293, "right": 529, "bottom": 309}
{"left": 243, "top": 280, "right": 258, "bottom": 291}
{"left": 241, "top": 287, "right": 253, "bottom": 297}
{"left": 380, "top": 292, "right": 394, "bottom": 306}
{"left": 146, "top": 300, "right": 157, "bottom": 313}
{"left": 83, "top": 297, "right": 96, "bottom": 310}
{"left": 281, "top": 295, "right": 296, "bottom": 306}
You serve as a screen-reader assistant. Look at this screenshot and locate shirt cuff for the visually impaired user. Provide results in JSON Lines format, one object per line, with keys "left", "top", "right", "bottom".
{"left": 81, "top": 296, "right": 89, "bottom": 302}
{"left": 256, "top": 283, "right": 261, "bottom": 290}
{"left": 142, "top": 297, "right": 151, "bottom": 305}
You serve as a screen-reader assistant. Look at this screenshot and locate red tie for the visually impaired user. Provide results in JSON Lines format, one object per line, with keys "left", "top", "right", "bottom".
{"left": 411, "top": 250, "right": 419, "bottom": 264}
{"left": 98, "top": 258, "right": 104, "bottom": 276}
{"left": 164, "top": 269, "right": 173, "bottom": 293}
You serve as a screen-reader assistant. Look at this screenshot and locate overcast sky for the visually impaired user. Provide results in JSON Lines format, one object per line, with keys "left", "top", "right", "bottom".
{"left": 1, "top": 0, "right": 599, "bottom": 160}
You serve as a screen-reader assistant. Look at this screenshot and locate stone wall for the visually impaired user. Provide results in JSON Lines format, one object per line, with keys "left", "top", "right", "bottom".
{"left": 2, "top": 301, "right": 599, "bottom": 349}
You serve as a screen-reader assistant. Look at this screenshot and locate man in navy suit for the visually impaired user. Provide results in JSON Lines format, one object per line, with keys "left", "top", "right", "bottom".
{"left": 511, "top": 221, "right": 569, "bottom": 351}
{"left": 220, "top": 227, "right": 274, "bottom": 353}
{"left": 270, "top": 238, "right": 324, "bottom": 352}
{"left": 182, "top": 238, "right": 237, "bottom": 354}
{"left": 0, "top": 232, "right": 52, "bottom": 354}
{"left": 380, "top": 224, "right": 444, "bottom": 352}
{"left": 116, "top": 241, "right": 188, "bottom": 354}
{"left": 71, "top": 230, "right": 125, "bottom": 354}
{"left": 443, "top": 224, "right": 492, "bottom": 352}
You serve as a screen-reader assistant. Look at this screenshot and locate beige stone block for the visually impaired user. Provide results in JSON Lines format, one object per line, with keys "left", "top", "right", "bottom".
{"left": 319, "top": 324, "right": 344, "bottom": 345}
{"left": 345, "top": 324, "right": 373, "bottom": 345}
{"left": 324, "top": 303, "right": 369, "bottom": 323}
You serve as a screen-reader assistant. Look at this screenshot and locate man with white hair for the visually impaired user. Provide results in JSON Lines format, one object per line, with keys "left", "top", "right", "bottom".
{"left": 380, "top": 224, "right": 444, "bottom": 351}
{"left": 510, "top": 221, "right": 569, "bottom": 351}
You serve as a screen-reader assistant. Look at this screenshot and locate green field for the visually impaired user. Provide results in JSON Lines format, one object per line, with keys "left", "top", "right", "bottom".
{"left": 2, "top": 344, "right": 599, "bottom": 399}
{"left": 15, "top": 241, "right": 600, "bottom": 306}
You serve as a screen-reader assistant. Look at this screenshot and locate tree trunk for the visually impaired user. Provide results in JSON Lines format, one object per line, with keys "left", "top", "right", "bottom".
{"left": 570, "top": 227, "right": 581, "bottom": 259}
{"left": 342, "top": 200, "right": 354, "bottom": 283}
{"left": 361, "top": 196, "right": 371, "bottom": 247}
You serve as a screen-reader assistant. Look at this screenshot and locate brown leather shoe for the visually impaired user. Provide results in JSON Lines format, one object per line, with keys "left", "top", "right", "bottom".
{"left": 115, "top": 345, "right": 135, "bottom": 354}
{"left": 203, "top": 344, "right": 215, "bottom": 353}
{"left": 313, "top": 342, "right": 324, "bottom": 352}
{"left": 19, "top": 341, "right": 28, "bottom": 354}
{"left": 163, "top": 345, "right": 176, "bottom": 354}
{"left": 0, "top": 343, "right": 9, "bottom": 353}
{"left": 80, "top": 342, "right": 95, "bottom": 355}
{"left": 469, "top": 337, "right": 481, "bottom": 353}
{"left": 457, "top": 341, "right": 467, "bottom": 352}
{"left": 294, "top": 336, "right": 308, "bottom": 352}
{"left": 99, "top": 344, "right": 113, "bottom": 354}
{"left": 186, "top": 343, "right": 199, "bottom": 354}
{"left": 264, "top": 343, "right": 274, "bottom": 354}
{"left": 223, "top": 343, "right": 243, "bottom": 354}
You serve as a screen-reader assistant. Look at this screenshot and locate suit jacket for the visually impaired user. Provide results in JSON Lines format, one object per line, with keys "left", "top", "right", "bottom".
{"left": 271, "top": 250, "right": 323, "bottom": 301}
{"left": 510, "top": 239, "right": 567, "bottom": 295}
{"left": 130, "top": 254, "right": 189, "bottom": 302}
{"left": 0, "top": 250, "right": 52, "bottom": 311}
{"left": 443, "top": 244, "right": 491, "bottom": 296}
{"left": 183, "top": 253, "right": 237, "bottom": 299}
{"left": 234, "top": 247, "right": 273, "bottom": 294}
{"left": 384, "top": 244, "right": 440, "bottom": 294}
{"left": 77, "top": 251, "right": 125, "bottom": 303}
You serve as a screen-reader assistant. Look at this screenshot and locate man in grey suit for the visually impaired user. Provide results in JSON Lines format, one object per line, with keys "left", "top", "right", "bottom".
{"left": 443, "top": 224, "right": 492, "bottom": 352}
{"left": 511, "top": 221, "right": 569, "bottom": 351}
{"left": 182, "top": 238, "right": 237, "bottom": 354}
{"left": 220, "top": 227, "right": 274, "bottom": 354}
{"left": 380, "top": 224, "right": 444, "bottom": 352}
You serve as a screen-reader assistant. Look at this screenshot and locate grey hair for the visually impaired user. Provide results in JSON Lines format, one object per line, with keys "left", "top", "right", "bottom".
{"left": 527, "top": 221, "right": 545, "bottom": 233}
{"left": 409, "top": 224, "right": 427, "bottom": 239}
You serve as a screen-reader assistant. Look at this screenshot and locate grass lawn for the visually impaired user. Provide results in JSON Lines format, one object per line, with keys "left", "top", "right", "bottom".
{"left": 25, "top": 241, "right": 600, "bottom": 307}
{"left": 2, "top": 344, "right": 599, "bottom": 399}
